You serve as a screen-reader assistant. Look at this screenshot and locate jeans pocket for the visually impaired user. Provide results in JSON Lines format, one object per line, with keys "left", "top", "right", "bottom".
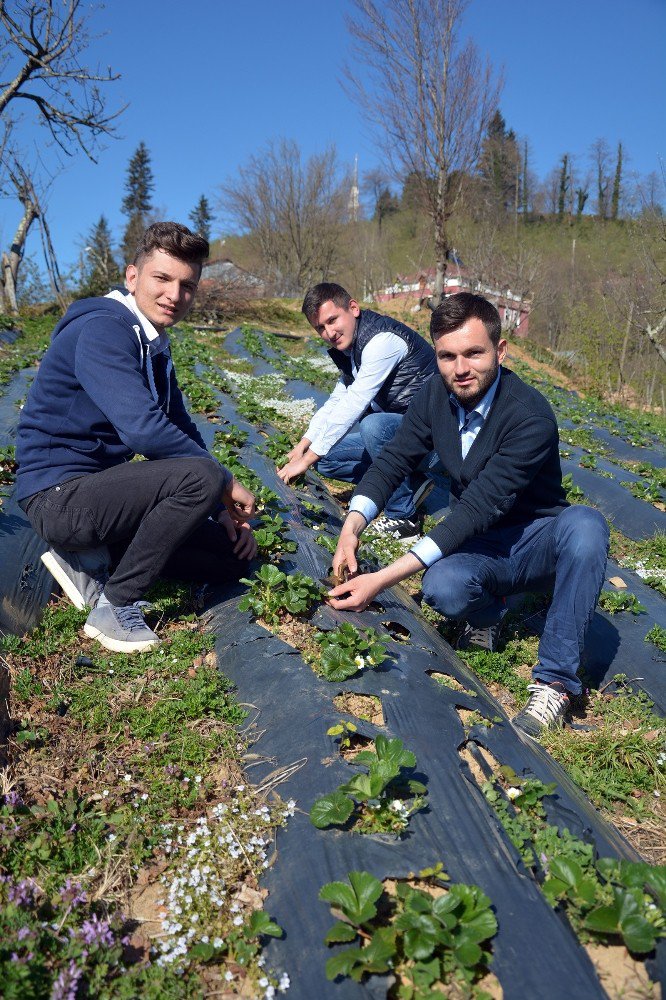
{"left": 33, "top": 498, "right": 100, "bottom": 549}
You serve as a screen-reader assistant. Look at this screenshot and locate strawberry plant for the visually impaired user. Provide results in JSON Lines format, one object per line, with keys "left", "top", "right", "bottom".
{"left": 598, "top": 590, "right": 646, "bottom": 615}
{"left": 319, "top": 868, "right": 497, "bottom": 995}
{"left": 310, "top": 622, "right": 389, "bottom": 681}
{"left": 239, "top": 565, "right": 323, "bottom": 627}
{"left": 482, "top": 770, "right": 666, "bottom": 954}
{"left": 254, "top": 512, "right": 297, "bottom": 560}
{"left": 259, "top": 430, "right": 295, "bottom": 464}
{"left": 310, "top": 734, "right": 426, "bottom": 835}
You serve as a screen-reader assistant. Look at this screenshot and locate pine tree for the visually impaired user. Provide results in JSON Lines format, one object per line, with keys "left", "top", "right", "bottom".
{"left": 479, "top": 110, "right": 520, "bottom": 215}
{"left": 121, "top": 142, "right": 155, "bottom": 263}
{"left": 611, "top": 142, "right": 623, "bottom": 220}
{"left": 80, "top": 215, "right": 121, "bottom": 297}
{"left": 188, "top": 195, "right": 214, "bottom": 241}
{"left": 558, "top": 154, "right": 570, "bottom": 220}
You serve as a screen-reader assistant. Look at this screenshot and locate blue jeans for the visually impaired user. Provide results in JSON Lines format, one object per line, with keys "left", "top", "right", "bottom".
{"left": 317, "top": 411, "right": 420, "bottom": 521}
{"left": 421, "top": 506, "right": 609, "bottom": 694}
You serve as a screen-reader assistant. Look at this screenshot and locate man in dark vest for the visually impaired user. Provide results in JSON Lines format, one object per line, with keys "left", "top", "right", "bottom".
{"left": 327, "top": 293, "right": 609, "bottom": 739}
{"left": 277, "top": 282, "right": 437, "bottom": 539}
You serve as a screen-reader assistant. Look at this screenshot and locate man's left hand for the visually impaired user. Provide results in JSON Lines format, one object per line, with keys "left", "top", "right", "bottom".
{"left": 327, "top": 572, "right": 383, "bottom": 612}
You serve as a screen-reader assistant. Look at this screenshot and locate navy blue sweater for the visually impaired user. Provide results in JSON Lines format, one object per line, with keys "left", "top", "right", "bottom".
{"left": 16, "top": 297, "right": 223, "bottom": 502}
{"left": 355, "top": 367, "right": 568, "bottom": 556}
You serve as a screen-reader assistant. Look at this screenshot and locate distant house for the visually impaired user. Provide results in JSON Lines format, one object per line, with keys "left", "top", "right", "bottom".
{"left": 199, "top": 258, "right": 265, "bottom": 298}
{"left": 376, "top": 266, "right": 531, "bottom": 338}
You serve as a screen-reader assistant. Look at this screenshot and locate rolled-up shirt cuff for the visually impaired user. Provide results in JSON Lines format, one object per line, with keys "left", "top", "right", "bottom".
{"left": 349, "top": 495, "right": 379, "bottom": 524}
{"left": 409, "top": 536, "right": 443, "bottom": 568}
{"left": 306, "top": 434, "right": 328, "bottom": 458}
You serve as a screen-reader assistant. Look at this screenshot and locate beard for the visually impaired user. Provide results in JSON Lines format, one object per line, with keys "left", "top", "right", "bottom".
{"left": 446, "top": 360, "right": 499, "bottom": 411}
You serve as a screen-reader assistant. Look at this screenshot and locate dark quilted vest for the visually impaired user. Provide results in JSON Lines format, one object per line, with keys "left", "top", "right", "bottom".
{"left": 327, "top": 309, "right": 437, "bottom": 413}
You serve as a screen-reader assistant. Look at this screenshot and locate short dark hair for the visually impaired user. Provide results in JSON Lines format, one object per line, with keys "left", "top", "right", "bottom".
{"left": 133, "top": 222, "right": 209, "bottom": 271}
{"left": 302, "top": 282, "right": 353, "bottom": 324}
{"left": 430, "top": 292, "right": 502, "bottom": 346}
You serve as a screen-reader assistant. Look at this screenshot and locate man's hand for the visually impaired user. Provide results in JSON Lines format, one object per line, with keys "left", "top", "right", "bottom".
{"left": 329, "top": 550, "right": 425, "bottom": 612}
{"left": 328, "top": 571, "right": 384, "bottom": 612}
{"left": 224, "top": 477, "right": 256, "bottom": 523}
{"left": 277, "top": 453, "right": 316, "bottom": 484}
{"left": 333, "top": 511, "right": 368, "bottom": 578}
{"left": 284, "top": 438, "right": 310, "bottom": 463}
{"left": 218, "top": 478, "right": 258, "bottom": 559}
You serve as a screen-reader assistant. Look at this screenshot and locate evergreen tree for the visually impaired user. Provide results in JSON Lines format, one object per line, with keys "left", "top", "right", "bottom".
{"left": 121, "top": 142, "right": 155, "bottom": 263}
{"left": 80, "top": 215, "right": 121, "bottom": 297}
{"left": 558, "top": 154, "right": 570, "bottom": 220}
{"left": 611, "top": 142, "right": 623, "bottom": 220}
{"left": 374, "top": 186, "right": 399, "bottom": 231}
{"left": 479, "top": 110, "right": 520, "bottom": 214}
{"left": 188, "top": 195, "right": 214, "bottom": 241}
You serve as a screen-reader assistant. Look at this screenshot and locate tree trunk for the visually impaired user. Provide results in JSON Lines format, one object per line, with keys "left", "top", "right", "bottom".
{"left": 1, "top": 253, "right": 18, "bottom": 314}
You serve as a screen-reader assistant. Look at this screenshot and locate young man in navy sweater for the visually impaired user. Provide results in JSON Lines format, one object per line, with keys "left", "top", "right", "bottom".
{"left": 327, "top": 293, "right": 609, "bottom": 738}
{"left": 277, "top": 282, "right": 437, "bottom": 539}
{"left": 16, "top": 222, "right": 257, "bottom": 653}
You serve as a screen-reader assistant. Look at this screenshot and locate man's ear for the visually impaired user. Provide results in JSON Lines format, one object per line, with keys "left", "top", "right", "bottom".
{"left": 497, "top": 338, "right": 508, "bottom": 364}
{"left": 348, "top": 299, "right": 361, "bottom": 317}
{"left": 126, "top": 263, "right": 138, "bottom": 292}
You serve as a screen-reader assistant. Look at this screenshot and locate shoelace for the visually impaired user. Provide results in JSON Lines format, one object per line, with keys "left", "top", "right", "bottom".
{"left": 113, "top": 603, "right": 151, "bottom": 633}
{"left": 523, "top": 683, "right": 568, "bottom": 724}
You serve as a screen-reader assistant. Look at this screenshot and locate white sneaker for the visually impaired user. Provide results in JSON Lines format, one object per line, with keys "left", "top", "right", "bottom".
{"left": 512, "top": 682, "right": 570, "bottom": 739}
{"left": 41, "top": 545, "right": 110, "bottom": 610}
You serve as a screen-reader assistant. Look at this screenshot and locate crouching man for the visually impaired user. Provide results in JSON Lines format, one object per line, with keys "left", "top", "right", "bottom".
{"left": 327, "top": 293, "right": 609, "bottom": 738}
{"left": 16, "top": 222, "right": 257, "bottom": 653}
{"left": 277, "top": 282, "right": 437, "bottom": 540}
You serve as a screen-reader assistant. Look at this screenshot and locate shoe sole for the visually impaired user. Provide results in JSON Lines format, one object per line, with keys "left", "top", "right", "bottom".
{"left": 83, "top": 622, "right": 160, "bottom": 653}
{"left": 41, "top": 551, "right": 87, "bottom": 609}
{"left": 413, "top": 478, "right": 435, "bottom": 510}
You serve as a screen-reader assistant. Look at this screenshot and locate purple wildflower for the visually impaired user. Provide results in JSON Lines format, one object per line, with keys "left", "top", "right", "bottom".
{"left": 4, "top": 790, "right": 23, "bottom": 807}
{"left": 17, "top": 926, "right": 32, "bottom": 941}
{"left": 79, "top": 913, "right": 115, "bottom": 949}
{"left": 8, "top": 878, "right": 36, "bottom": 907}
{"left": 59, "top": 879, "right": 87, "bottom": 908}
{"left": 50, "top": 959, "right": 82, "bottom": 1000}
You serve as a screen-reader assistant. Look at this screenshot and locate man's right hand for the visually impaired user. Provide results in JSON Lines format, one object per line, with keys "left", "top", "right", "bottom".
{"left": 332, "top": 511, "right": 367, "bottom": 578}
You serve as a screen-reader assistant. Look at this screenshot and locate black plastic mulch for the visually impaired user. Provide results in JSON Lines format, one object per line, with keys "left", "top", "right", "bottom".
{"left": 204, "top": 417, "right": 664, "bottom": 999}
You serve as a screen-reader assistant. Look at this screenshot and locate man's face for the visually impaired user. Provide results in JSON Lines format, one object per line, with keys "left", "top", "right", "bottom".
{"left": 310, "top": 298, "right": 360, "bottom": 352}
{"left": 434, "top": 317, "right": 507, "bottom": 410}
{"left": 125, "top": 249, "right": 200, "bottom": 332}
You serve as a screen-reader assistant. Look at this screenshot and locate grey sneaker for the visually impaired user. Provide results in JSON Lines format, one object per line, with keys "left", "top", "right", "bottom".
{"left": 41, "top": 545, "right": 110, "bottom": 610}
{"left": 84, "top": 595, "right": 160, "bottom": 653}
{"left": 512, "top": 682, "right": 570, "bottom": 739}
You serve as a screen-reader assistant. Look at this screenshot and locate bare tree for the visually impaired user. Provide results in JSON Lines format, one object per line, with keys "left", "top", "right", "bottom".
{"left": 344, "top": 0, "right": 501, "bottom": 301}
{"left": 0, "top": 1, "right": 123, "bottom": 309}
{"left": 0, "top": 0, "right": 123, "bottom": 159}
{"left": 218, "top": 139, "right": 350, "bottom": 295}
{"left": 590, "top": 138, "right": 612, "bottom": 219}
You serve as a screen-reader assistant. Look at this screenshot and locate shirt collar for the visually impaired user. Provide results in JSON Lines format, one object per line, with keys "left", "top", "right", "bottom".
{"left": 450, "top": 368, "right": 501, "bottom": 428}
{"left": 105, "top": 289, "right": 162, "bottom": 342}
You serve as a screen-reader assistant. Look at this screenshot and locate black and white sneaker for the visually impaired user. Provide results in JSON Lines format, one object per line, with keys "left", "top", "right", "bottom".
{"left": 456, "top": 607, "right": 507, "bottom": 653}
{"left": 41, "top": 545, "right": 110, "bottom": 610}
{"left": 512, "top": 682, "right": 570, "bottom": 739}
{"left": 372, "top": 515, "right": 422, "bottom": 542}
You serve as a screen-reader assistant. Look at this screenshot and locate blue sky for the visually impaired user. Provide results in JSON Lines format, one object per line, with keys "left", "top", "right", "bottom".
{"left": 5, "top": 0, "right": 665, "bottom": 273}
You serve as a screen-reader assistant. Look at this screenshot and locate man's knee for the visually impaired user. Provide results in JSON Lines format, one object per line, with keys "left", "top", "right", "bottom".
{"left": 422, "top": 560, "right": 478, "bottom": 619}
{"left": 177, "top": 458, "right": 227, "bottom": 511}
{"left": 556, "top": 505, "right": 609, "bottom": 558}
{"left": 359, "top": 412, "right": 402, "bottom": 452}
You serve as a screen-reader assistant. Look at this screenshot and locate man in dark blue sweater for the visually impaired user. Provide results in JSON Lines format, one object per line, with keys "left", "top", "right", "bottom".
{"left": 328, "top": 293, "right": 609, "bottom": 738}
{"left": 277, "top": 283, "right": 437, "bottom": 539}
{"left": 17, "top": 222, "right": 257, "bottom": 653}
